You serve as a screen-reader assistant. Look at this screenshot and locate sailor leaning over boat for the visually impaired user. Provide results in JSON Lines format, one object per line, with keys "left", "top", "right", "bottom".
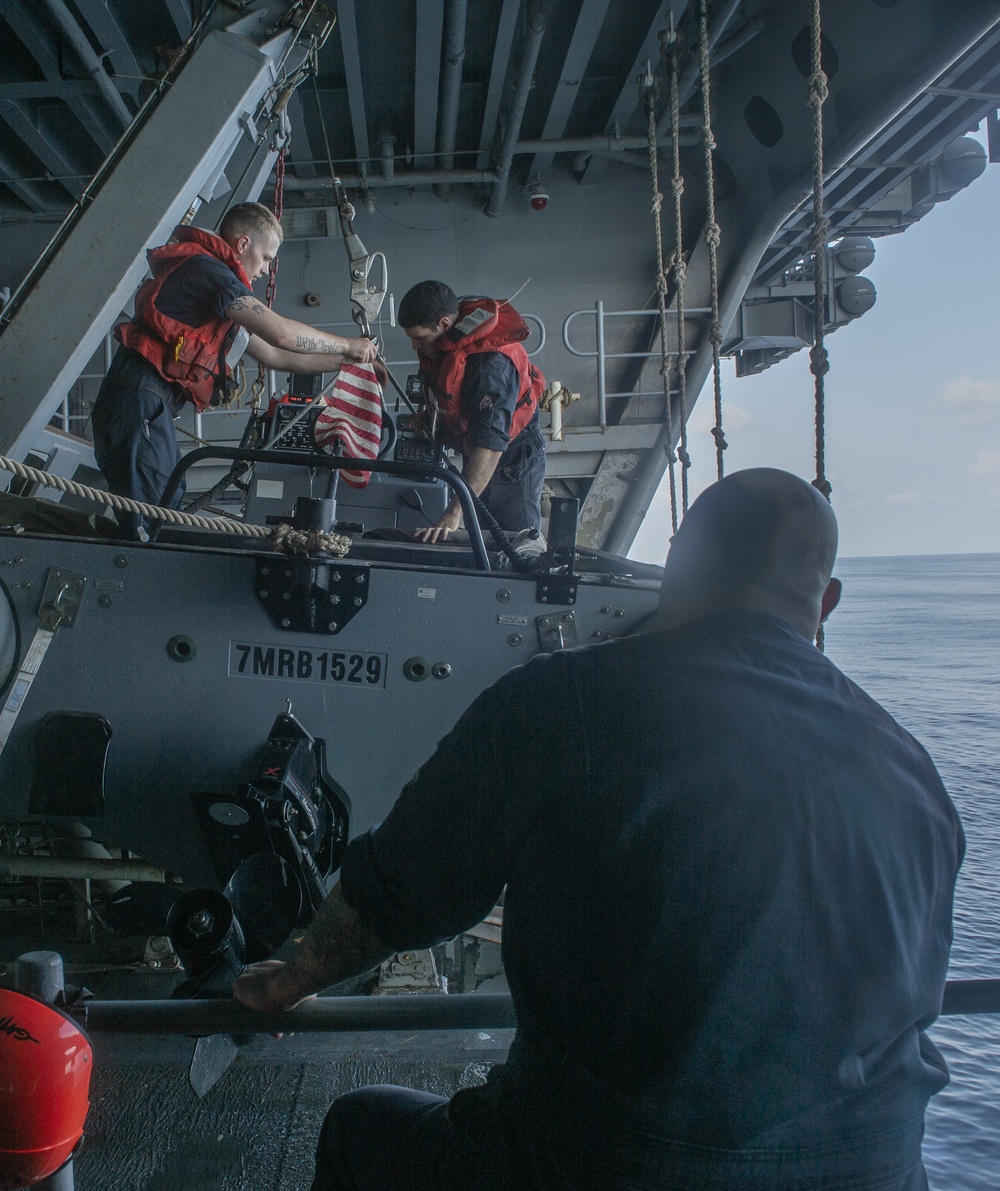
{"left": 90, "top": 202, "right": 377, "bottom": 539}
{"left": 397, "top": 280, "right": 547, "bottom": 544}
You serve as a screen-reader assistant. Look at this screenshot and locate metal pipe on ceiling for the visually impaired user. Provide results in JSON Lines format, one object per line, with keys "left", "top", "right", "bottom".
{"left": 379, "top": 132, "right": 396, "bottom": 180}
{"left": 435, "top": 0, "right": 469, "bottom": 199}
{"left": 38, "top": 0, "right": 133, "bottom": 128}
{"left": 281, "top": 127, "right": 702, "bottom": 194}
{"left": 486, "top": 0, "right": 546, "bottom": 217}
{"left": 513, "top": 128, "right": 699, "bottom": 154}
{"left": 604, "top": 147, "right": 694, "bottom": 170}
{"left": 282, "top": 168, "right": 497, "bottom": 190}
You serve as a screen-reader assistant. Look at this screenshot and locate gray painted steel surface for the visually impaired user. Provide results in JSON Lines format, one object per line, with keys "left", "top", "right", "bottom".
{"left": 0, "top": 532, "right": 658, "bottom": 885}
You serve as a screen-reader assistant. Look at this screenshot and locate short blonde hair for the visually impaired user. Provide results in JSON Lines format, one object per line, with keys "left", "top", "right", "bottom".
{"left": 219, "top": 202, "right": 283, "bottom": 245}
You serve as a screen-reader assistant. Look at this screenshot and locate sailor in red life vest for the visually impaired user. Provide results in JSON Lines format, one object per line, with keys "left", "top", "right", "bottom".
{"left": 398, "top": 280, "right": 546, "bottom": 543}
{"left": 91, "top": 202, "right": 378, "bottom": 538}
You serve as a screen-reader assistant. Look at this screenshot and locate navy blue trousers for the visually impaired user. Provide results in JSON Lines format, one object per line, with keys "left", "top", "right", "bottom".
{"left": 309, "top": 1082, "right": 931, "bottom": 1191}
{"left": 478, "top": 422, "right": 546, "bottom": 533}
{"left": 310, "top": 1087, "right": 493, "bottom": 1191}
{"left": 91, "top": 347, "right": 186, "bottom": 537}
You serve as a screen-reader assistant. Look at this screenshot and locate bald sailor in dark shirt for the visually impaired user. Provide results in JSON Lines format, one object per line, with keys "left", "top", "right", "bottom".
{"left": 234, "top": 468, "right": 964, "bottom": 1191}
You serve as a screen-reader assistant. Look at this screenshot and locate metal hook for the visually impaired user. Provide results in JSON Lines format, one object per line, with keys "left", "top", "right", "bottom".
{"left": 51, "top": 583, "right": 72, "bottom": 613}
{"left": 659, "top": 11, "right": 680, "bottom": 56}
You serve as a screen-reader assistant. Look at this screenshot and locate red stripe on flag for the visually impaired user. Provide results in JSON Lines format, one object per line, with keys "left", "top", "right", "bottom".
{"left": 313, "top": 362, "right": 383, "bottom": 487}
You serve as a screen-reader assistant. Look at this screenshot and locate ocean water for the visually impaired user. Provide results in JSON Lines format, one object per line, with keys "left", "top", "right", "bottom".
{"left": 825, "top": 554, "right": 1000, "bottom": 1188}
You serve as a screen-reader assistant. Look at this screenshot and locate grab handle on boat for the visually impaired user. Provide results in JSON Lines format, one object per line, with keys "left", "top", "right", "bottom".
{"left": 76, "top": 978, "right": 1000, "bottom": 1037}
{"left": 159, "top": 446, "right": 493, "bottom": 570}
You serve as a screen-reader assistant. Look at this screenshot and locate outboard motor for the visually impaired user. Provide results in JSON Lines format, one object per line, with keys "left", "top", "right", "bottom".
{"left": 180, "top": 711, "right": 351, "bottom": 990}
{"left": 166, "top": 889, "right": 249, "bottom": 997}
{"left": 0, "top": 989, "right": 92, "bottom": 1188}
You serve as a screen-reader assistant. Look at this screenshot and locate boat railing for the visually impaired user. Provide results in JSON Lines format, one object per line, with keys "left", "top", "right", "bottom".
{"left": 158, "top": 445, "right": 494, "bottom": 570}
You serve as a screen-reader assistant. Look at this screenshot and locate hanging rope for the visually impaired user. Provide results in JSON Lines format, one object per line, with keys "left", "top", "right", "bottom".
{"left": 181, "top": 362, "right": 271, "bottom": 514}
{"left": 311, "top": 69, "right": 357, "bottom": 239}
{"left": 697, "top": 0, "right": 726, "bottom": 480}
{"left": 312, "top": 69, "right": 338, "bottom": 192}
{"left": 667, "top": 40, "right": 691, "bottom": 515}
{"left": 806, "top": 0, "right": 832, "bottom": 652}
{"left": 643, "top": 68, "right": 679, "bottom": 535}
{"left": 807, "top": 0, "right": 831, "bottom": 504}
{"left": 0, "top": 456, "right": 350, "bottom": 556}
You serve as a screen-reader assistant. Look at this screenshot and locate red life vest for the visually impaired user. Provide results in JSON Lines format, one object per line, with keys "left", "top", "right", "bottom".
{"left": 418, "top": 298, "right": 545, "bottom": 457}
{"left": 116, "top": 226, "right": 251, "bottom": 411}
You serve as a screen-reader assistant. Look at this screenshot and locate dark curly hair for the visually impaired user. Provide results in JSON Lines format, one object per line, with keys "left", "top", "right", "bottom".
{"left": 398, "top": 280, "right": 459, "bottom": 329}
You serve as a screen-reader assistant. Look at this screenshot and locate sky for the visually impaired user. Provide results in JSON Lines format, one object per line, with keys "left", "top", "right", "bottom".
{"left": 630, "top": 139, "right": 1000, "bottom": 564}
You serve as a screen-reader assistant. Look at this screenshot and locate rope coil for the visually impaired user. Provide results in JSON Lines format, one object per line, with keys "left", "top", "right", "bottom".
{"left": 270, "top": 522, "right": 351, "bottom": 557}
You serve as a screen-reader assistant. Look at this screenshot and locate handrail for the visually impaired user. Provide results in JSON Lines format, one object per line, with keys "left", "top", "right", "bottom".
{"left": 562, "top": 302, "right": 713, "bottom": 426}
{"left": 941, "top": 977, "right": 1000, "bottom": 1016}
{"left": 159, "top": 445, "right": 493, "bottom": 571}
{"left": 79, "top": 977, "right": 1000, "bottom": 1036}
{"left": 522, "top": 313, "right": 546, "bottom": 355}
{"left": 84, "top": 993, "right": 517, "bottom": 1035}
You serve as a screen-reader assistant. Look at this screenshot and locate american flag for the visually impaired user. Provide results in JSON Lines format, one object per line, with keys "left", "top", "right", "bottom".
{"left": 313, "top": 361, "right": 383, "bottom": 488}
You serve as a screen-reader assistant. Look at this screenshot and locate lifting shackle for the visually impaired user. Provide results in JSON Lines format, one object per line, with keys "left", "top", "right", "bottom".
{"left": 332, "top": 186, "right": 387, "bottom": 337}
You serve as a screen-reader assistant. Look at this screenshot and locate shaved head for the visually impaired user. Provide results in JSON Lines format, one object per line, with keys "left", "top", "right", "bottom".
{"left": 657, "top": 469, "right": 841, "bottom": 641}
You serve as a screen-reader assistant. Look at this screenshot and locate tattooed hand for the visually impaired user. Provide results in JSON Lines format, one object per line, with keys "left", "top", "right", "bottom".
{"left": 232, "top": 960, "right": 312, "bottom": 1014}
{"left": 232, "top": 882, "right": 394, "bottom": 1014}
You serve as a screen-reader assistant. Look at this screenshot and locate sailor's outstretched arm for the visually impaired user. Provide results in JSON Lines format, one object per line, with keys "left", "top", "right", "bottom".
{"left": 245, "top": 335, "right": 347, "bottom": 373}
{"left": 243, "top": 336, "right": 390, "bottom": 385}
{"left": 226, "top": 295, "right": 377, "bottom": 363}
{"left": 232, "top": 881, "right": 394, "bottom": 1013}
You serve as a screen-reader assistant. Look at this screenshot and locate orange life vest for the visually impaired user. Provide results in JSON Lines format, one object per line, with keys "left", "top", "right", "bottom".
{"left": 418, "top": 298, "right": 545, "bottom": 457}
{"left": 116, "top": 226, "right": 251, "bottom": 411}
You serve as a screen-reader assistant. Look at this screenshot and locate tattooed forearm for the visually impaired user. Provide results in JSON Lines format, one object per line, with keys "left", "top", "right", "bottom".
{"left": 285, "top": 882, "right": 394, "bottom": 993}
{"left": 294, "top": 334, "right": 340, "bottom": 354}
